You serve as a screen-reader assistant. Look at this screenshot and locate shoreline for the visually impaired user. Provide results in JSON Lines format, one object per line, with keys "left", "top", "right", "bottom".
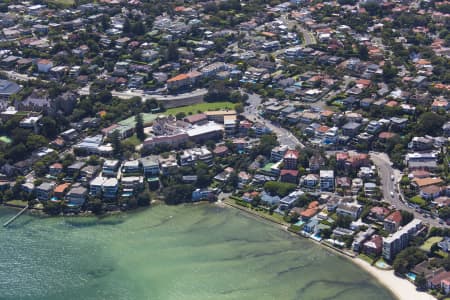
{"left": 352, "top": 257, "right": 435, "bottom": 300}
{"left": 0, "top": 201, "right": 437, "bottom": 300}
{"left": 218, "top": 201, "right": 436, "bottom": 300}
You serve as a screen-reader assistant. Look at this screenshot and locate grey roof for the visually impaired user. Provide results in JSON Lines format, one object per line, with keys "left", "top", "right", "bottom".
{"left": 68, "top": 161, "right": 85, "bottom": 170}
{"left": 140, "top": 156, "right": 159, "bottom": 167}
{"left": 342, "top": 122, "right": 361, "bottom": 130}
{"left": 0, "top": 80, "right": 21, "bottom": 96}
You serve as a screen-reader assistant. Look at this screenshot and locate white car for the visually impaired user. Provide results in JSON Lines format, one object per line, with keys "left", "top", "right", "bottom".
{"left": 390, "top": 191, "right": 394, "bottom": 197}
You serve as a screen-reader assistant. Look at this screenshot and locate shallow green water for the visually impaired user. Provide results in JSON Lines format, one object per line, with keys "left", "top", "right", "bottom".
{"left": 0, "top": 205, "right": 395, "bottom": 300}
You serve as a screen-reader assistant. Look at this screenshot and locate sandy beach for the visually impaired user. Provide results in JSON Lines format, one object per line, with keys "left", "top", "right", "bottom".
{"left": 353, "top": 258, "right": 436, "bottom": 300}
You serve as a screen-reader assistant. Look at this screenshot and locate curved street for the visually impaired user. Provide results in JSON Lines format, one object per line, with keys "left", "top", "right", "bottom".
{"left": 370, "top": 151, "right": 448, "bottom": 228}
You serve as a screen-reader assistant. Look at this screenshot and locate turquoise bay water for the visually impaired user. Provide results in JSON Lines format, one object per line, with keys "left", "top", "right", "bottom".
{"left": 0, "top": 205, "right": 395, "bottom": 300}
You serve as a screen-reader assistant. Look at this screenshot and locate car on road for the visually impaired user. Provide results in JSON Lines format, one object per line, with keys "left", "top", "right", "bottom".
{"left": 390, "top": 191, "right": 394, "bottom": 197}
{"left": 439, "top": 220, "right": 444, "bottom": 225}
{"left": 391, "top": 174, "right": 394, "bottom": 181}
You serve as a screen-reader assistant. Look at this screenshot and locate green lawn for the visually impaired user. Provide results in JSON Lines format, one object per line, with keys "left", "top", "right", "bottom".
{"left": 165, "top": 102, "right": 235, "bottom": 116}
{"left": 47, "top": 0, "right": 74, "bottom": 5}
{"left": 358, "top": 253, "right": 375, "bottom": 264}
{"left": 410, "top": 195, "right": 427, "bottom": 207}
{"left": 420, "top": 236, "right": 443, "bottom": 252}
{"left": 123, "top": 134, "right": 142, "bottom": 147}
{"left": 6, "top": 200, "right": 28, "bottom": 207}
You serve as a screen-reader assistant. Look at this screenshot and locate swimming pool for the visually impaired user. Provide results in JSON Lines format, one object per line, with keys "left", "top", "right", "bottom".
{"left": 375, "top": 260, "right": 389, "bottom": 269}
{"left": 406, "top": 272, "right": 416, "bottom": 281}
{"left": 295, "top": 220, "right": 305, "bottom": 227}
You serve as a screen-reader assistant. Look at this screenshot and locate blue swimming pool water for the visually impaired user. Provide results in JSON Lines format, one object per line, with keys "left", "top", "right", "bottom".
{"left": 406, "top": 272, "right": 416, "bottom": 281}
{"left": 295, "top": 220, "right": 305, "bottom": 227}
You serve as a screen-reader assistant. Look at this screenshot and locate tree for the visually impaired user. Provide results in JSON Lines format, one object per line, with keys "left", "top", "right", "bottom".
{"left": 439, "top": 206, "right": 450, "bottom": 220}
{"left": 415, "top": 272, "right": 427, "bottom": 290}
{"left": 400, "top": 210, "right": 414, "bottom": 226}
{"left": 41, "top": 116, "right": 58, "bottom": 138}
{"left": 336, "top": 215, "right": 353, "bottom": 228}
{"left": 163, "top": 184, "right": 194, "bottom": 205}
{"left": 234, "top": 103, "right": 244, "bottom": 114}
{"left": 88, "top": 197, "right": 103, "bottom": 215}
{"left": 382, "top": 62, "right": 398, "bottom": 81}
{"left": 393, "top": 247, "right": 427, "bottom": 274}
{"left": 137, "top": 191, "right": 151, "bottom": 206}
{"left": 166, "top": 42, "right": 179, "bottom": 61}
{"left": 357, "top": 44, "right": 369, "bottom": 60}
{"left": 255, "top": 134, "right": 278, "bottom": 157}
{"left": 43, "top": 201, "right": 63, "bottom": 215}
{"left": 416, "top": 112, "right": 446, "bottom": 136}
{"left": 264, "top": 181, "right": 296, "bottom": 197}
{"left": 111, "top": 130, "right": 122, "bottom": 158}
{"left": 135, "top": 113, "right": 145, "bottom": 141}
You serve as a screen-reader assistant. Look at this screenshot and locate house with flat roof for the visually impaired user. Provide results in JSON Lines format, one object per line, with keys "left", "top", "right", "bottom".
{"left": 140, "top": 156, "right": 160, "bottom": 177}
{"left": 36, "top": 182, "right": 56, "bottom": 201}
{"left": 102, "top": 160, "right": 120, "bottom": 177}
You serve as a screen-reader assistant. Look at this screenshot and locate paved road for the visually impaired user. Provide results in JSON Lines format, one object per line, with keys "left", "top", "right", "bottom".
{"left": 370, "top": 151, "right": 447, "bottom": 228}
{"left": 243, "top": 92, "right": 304, "bottom": 149}
{"left": 1, "top": 70, "right": 43, "bottom": 82}
{"left": 79, "top": 85, "right": 208, "bottom": 103}
{"left": 280, "top": 15, "right": 316, "bottom": 46}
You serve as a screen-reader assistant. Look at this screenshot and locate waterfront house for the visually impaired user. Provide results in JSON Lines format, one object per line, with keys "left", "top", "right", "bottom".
{"left": 192, "top": 188, "right": 214, "bottom": 201}
{"left": 103, "top": 178, "right": 119, "bottom": 199}
{"left": 260, "top": 191, "right": 281, "bottom": 206}
{"left": 65, "top": 186, "right": 88, "bottom": 206}
{"left": 363, "top": 234, "right": 383, "bottom": 257}
{"left": 36, "top": 182, "right": 55, "bottom": 201}
{"left": 140, "top": 156, "right": 160, "bottom": 177}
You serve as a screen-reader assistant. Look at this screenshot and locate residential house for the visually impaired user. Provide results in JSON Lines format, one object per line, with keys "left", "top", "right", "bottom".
{"left": 280, "top": 169, "right": 299, "bottom": 184}
{"left": 336, "top": 203, "right": 362, "bottom": 220}
{"left": 309, "top": 154, "right": 325, "bottom": 173}
{"left": 49, "top": 163, "right": 63, "bottom": 177}
{"left": 278, "top": 190, "right": 303, "bottom": 212}
{"left": 53, "top": 183, "right": 70, "bottom": 199}
{"left": 102, "top": 160, "right": 120, "bottom": 177}
{"left": 67, "top": 161, "right": 85, "bottom": 178}
{"left": 271, "top": 145, "right": 288, "bottom": 162}
{"left": 342, "top": 122, "right": 362, "bottom": 137}
{"left": 36, "top": 59, "right": 53, "bottom": 73}
{"left": 80, "top": 165, "right": 100, "bottom": 181}
{"left": 260, "top": 191, "right": 281, "bottom": 206}
{"left": 369, "top": 206, "right": 390, "bottom": 222}
{"left": 384, "top": 211, "right": 403, "bottom": 233}
{"left": 363, "top": 234, "right": 383, "bottom": 257}
{"left": 302, "top": 173, "right": 319, "bottom": 188}
{"left": 283, "top": 150, "right": 299, "bottom": 170}
{"left": 140, "top": 156, "right": 160, "bottom": 177}
{"left": 122, "top": 160, "right": 140, "bottom": 174}
{"left": 192, "top": 188, "right": 214, "bottom": 201}
{"left": 320, "top": 170, "right": 334, "bottom": 191}
{"left": 103, "top": 178, "right": 119, "bottom": 199}
{"left": 36, "top": 182, "right": 55, "bottom": 201}
{"left": 66, "top": 186, "right": 88, "bottom": 206}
